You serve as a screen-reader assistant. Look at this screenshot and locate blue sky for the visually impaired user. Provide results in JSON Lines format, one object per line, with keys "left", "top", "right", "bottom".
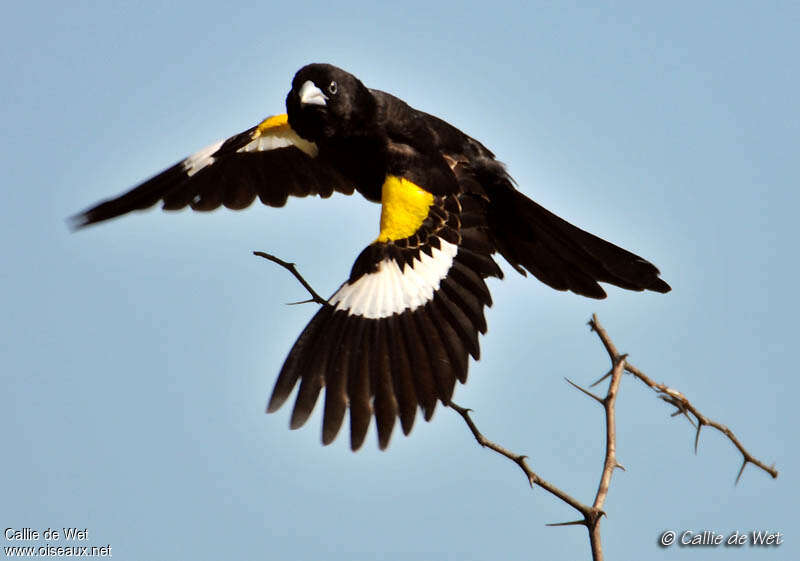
{"left": 2, "top": 1, "right": 797, "bottom": 559}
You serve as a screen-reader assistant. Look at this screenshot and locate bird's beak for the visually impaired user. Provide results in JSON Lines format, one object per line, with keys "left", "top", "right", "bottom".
{"left": 298, "top": 80, "right": 328, "bottom": 107}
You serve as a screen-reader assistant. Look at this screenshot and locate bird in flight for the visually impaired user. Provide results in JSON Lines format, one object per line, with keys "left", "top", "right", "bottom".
{"left": 73, "top": 63, "right": 670, "bottom": 450}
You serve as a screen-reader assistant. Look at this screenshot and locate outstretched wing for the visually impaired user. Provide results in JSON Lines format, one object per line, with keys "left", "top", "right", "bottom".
{"left": 267, "top": 178, "right": 502, "bottom": 450}
{"left": 71, "top": 114, "right": 353, "bottom": 228}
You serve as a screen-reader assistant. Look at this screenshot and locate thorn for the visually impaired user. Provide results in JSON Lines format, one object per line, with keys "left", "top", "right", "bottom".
{"left": 286, "top": 298, "right": 317, "bottom": 306}
{"left": 590, "top": 367, "right": 613, "bottom": 387}
{"left": 564, "top": 378, "right": 603, "bottom": 404}
{"left": 547, "top": 519, "right": 586, "bottom": 528}
{"left": 735, "top": 459, "right": 748, "bottom": 485}
{"left": 694, "top": 423, "right": 702, "bottom": 454}
{"left": 661, "top": 397, "right": 695, "bottom": 426}
{"left": 663, "top": 387, "right": 686, "bottom": 401}
{"left": 615, "top": 462, "right": 626, "bottom": 472}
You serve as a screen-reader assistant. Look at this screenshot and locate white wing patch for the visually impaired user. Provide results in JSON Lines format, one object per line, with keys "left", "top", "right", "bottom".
{"left": 238, "top": 128, "right": 318, "bottom": 158}
{"left": 182, "top": 139, "right": 225, "bottom": 177}
{"left": 330, "top": 240, "right": 459, "bottom": 319}
{"left": 181, "top": 120, "right": 318, "bottom": 179}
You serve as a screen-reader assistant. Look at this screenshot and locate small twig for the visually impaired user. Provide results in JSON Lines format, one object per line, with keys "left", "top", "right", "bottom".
{"left": 253, "top": 251, "right": 329, "bottom": 306}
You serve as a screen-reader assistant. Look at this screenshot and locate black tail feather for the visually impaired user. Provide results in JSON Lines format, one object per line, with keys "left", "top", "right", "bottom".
{"left": 477, "top": 161, "right": 670, "bottom": 298}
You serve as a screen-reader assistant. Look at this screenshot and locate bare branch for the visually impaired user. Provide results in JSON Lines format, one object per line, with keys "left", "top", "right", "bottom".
{"left": 595, "top": 357, "right": 627, "bottom": 509}
{"left": 448, "top": 401, "right": 600, "bottom": 524}
{"left": 587, "top": 314, "right": 621, "bottom": 364}
{"left": 563, "top": 337, "right": 628, "bottom": 561}
{"left": 450, "top": 351, "right": 628, "bottom": 561}
{"left": 456, "top": 315, "right": 778, "bottom": 560}
{"left": 613, "top": 338, "right": 778, "bottom": 482}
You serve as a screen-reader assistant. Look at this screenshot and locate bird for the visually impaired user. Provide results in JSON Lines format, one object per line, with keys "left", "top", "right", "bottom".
{"left": 72, "top": 63, "right": 670, "bottom": 450}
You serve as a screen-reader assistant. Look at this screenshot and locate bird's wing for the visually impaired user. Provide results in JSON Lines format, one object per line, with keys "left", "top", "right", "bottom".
{"left": 71, "top": 114, "right": 353, "bottom": 228}
{"left": 267, "top": 175, "right": 502, "bottom": 450}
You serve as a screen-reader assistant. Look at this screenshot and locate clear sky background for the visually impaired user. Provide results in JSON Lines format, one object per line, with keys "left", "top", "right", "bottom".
{"left": 2, "top": 1, "right": 797, "bottom": 559}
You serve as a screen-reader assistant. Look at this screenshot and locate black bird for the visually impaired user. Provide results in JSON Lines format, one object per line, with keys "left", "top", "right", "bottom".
{"left": 73, "top": 63, "right": 670, "bottom": 450}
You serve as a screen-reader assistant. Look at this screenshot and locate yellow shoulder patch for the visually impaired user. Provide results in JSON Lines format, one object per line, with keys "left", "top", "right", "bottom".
{"left": 246, "top": 113, "right": 318, "bottom": 157}
{"left": 377, "top": 176, "right": 435, "bottom": 242}
{"left": 256, "top": 113, "right": 289, "bottom": 134}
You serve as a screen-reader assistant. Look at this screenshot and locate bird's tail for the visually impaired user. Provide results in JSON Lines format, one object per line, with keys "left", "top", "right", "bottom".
{"left": 471, "top": 160, "right": 671, "bottom": 299}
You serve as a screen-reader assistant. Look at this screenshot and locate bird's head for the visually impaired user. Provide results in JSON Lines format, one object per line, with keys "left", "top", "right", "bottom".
{"left": 287, "top": 63, "right": 377, "bottom": 142}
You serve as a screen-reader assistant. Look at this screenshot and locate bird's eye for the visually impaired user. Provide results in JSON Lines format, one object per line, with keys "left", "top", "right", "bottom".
{"left": 327, "top": 81, "right": 338, "bottom": 95}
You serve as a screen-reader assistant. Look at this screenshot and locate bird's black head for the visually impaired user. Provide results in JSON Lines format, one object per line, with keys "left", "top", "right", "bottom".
{"left": 286, "top": 63, "right": 377, "bottom": 142}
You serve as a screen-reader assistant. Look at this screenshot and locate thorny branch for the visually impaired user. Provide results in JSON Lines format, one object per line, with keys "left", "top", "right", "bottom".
{"left": 453, "top": 314, "right": 777, "bottom": 561}
{"left": 588, "top": 314, "right": 778, "bottom": 482}
{"left": 258, "top": 252, "right": 778, "bottom": 561}
{"left": 451, "top": 343, "right": 626, "bottom": 561}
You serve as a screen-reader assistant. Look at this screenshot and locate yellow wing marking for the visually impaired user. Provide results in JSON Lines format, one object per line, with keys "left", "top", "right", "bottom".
{"left": 245, "top": 113, "right": 318, "bottom": 157}
{"left": 256, "top": 113, "right": 290, "bottom": 133}
{"left": 377, "top": 176, "right": 435, "bottom": 242}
